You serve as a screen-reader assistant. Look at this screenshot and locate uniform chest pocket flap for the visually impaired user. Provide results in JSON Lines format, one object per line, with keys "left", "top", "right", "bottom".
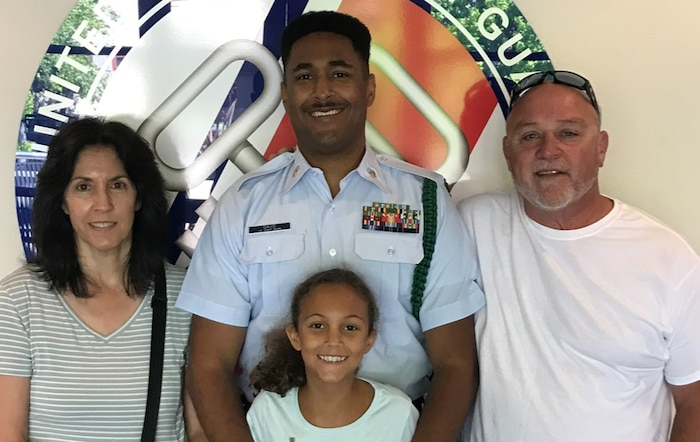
{"left": 240, "top": 232, "right": 305, "bottom": 264}
{"left": 354, "top": 232, "right": 423, "bottom": 264}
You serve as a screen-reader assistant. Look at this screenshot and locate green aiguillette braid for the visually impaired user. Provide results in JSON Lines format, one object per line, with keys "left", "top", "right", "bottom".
{"left": 410, "top": 177, "right": 438, "bottom": 320}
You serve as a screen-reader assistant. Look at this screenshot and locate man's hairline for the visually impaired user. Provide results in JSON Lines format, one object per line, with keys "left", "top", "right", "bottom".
{"left": 510, "top": 83, "right": 600, "bottom": 119}
{"left": 506, "top": 86, "right": 602, "bottom": 132}
{"left": 282, "top": 30, "right": 371, "bottom": 80}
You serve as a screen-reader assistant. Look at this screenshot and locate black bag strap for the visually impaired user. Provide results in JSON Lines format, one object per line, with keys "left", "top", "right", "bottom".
{"left": 141, "top": 264, "right": 167, "bottom": 442}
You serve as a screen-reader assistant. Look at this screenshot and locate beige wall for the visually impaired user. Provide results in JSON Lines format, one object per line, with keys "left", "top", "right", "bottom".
{"left": 0, "top": 0, "right": 698, "bottom": 277}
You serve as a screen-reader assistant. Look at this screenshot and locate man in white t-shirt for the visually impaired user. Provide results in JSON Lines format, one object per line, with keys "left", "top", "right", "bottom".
{"left": 458, "top": 70, "right": 700, "bottom": 441}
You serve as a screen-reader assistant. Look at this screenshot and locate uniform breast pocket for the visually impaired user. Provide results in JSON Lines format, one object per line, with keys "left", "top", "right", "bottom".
{"left": 240, "top": 232, "right": 305, "bottom": 316}
{"left": 354, "top": 232, "right": 423, "bottom": 320}
{"left": 354, "top": 232, "right": 423, "bottom": 263}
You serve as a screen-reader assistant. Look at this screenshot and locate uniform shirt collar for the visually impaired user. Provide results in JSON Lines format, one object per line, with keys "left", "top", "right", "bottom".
{"left": 281, "top": 146, "right": 390, "bottom": 194}
{"left": 281, "top": 148, "right": 311, "bottom": 194}
{"left": 356, "top": 146, "right": 390, "bottom": 193}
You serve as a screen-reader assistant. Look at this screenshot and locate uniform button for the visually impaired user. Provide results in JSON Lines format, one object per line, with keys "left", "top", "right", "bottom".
{"left": 387, "top": 246, "right": 395, "bottom": 256}
{"left": 266, "top": 247, "right": 273, "bottom": 256}
{"left": 329, "top": 205, "right": 335, "bottom": 213}
{"left": 329, "top": 248, "right": 337, "bottom": 257}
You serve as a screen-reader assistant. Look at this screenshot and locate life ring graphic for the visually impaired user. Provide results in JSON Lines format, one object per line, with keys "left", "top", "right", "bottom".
{"left": 14, "top": 0, "right": 553, "bottom": 263}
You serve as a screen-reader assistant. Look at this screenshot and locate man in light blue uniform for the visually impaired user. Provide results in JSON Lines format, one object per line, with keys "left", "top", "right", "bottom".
{"left": 177, "top": 11, "right": 484, "bottom": 442}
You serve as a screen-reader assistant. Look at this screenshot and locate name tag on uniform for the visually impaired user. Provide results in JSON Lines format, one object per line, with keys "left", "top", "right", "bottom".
{"left": 248, "top": 222, "right": 291, "bottom": 233}
{"left": 361, "top": 202, "right": 420, "bottom": 233}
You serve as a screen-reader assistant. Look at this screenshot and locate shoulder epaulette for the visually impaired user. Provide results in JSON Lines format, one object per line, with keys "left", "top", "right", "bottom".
{"left": 375, "top": 153, "right": 445, "bottom": 186}
{"left": 232, "top": 152, "right": 294, "bottom": 192}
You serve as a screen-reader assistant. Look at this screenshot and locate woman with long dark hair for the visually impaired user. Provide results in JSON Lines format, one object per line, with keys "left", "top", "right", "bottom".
{"left": 0, "top": 118, "right": 204, "bottom": 441}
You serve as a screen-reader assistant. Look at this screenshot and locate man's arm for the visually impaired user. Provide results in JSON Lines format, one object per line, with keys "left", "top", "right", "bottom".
{"left": 0, "top": 374, "right": 29, "bottom": 441}
{"left": 412, "top": 316, "right": 478, "bottom": 442}
{"left": 187, "top": 315, "right": 252, "bottom": 442}
{"left": 670, "top": 380, "right": 700, "bottom": 441}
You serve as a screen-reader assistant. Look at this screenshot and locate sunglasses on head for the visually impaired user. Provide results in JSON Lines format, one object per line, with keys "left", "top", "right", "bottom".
{"left": 508, "top": 70, "right": 599, "bottom": 115}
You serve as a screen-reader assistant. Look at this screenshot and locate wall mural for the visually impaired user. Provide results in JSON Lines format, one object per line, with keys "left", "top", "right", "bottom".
{"left": 14, "top": 0, "right": 552, "bottom": 265}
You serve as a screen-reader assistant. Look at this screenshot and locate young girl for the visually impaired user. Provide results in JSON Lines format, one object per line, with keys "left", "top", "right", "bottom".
{"left": 246, "top": 268, "right": 418, "bottom": 441}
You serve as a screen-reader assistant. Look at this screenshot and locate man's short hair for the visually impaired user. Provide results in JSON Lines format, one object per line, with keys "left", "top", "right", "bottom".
{"left": 280, "top": 10, "right": 371, "bottom": 72}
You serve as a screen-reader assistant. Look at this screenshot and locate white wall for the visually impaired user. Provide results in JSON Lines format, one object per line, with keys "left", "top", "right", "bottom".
{"left": 0, "top": 0, "right": 698, "bottom": 277}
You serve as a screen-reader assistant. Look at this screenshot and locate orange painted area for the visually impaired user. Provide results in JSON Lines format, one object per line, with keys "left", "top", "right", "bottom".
{"left": 341, "top": 0, "right": 497, "bottom": 171}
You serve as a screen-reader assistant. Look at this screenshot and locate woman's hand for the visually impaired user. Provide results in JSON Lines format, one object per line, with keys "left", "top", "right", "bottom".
{"left": 183, "top": 373, "right": 209, "bottom": 442}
